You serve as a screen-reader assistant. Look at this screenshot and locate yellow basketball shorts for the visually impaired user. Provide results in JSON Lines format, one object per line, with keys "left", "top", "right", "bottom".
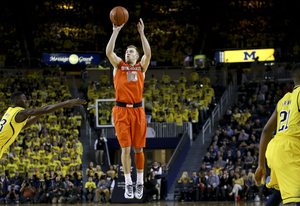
{"left": 266, "top": 137, "right": 300, "bottom": 204}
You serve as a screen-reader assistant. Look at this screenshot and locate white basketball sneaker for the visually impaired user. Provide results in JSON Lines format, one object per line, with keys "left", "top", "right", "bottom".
{"left": 134, "top": 183, "right": 144, "bottom": 199}
{"left": 124, "top": 183, "right": 134, "bottom": 199}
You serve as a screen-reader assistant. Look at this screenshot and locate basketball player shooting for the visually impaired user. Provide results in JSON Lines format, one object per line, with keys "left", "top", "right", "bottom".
{"left": 106, "top": 18, "right": 151, "bottom": 199}
{"left": 0, "top": 92, "right": 86, "bottom": 158}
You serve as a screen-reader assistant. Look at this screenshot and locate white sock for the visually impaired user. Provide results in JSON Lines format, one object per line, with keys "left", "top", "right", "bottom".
{"left": 124, "top": 173, "right": 132, "bottom": 185}
{"left": 137, "top": 172, "right": 144, "bottom": 185}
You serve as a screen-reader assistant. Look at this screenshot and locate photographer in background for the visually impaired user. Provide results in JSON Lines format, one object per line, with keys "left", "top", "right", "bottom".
{"left": 19, "top": 179, "right": 36, "bottom": 203}
{"left": 4, "top": 183, "right": 20, "bottom": 203}
{"left": 143, "top": 171, "right": 159, "bottom": 203}
{"left": 62, "top": 176, "right": 76, "bottom": 203}
{"left": 95, "top": 174, "right": 111, "bottom": 203}
{"left": 38, "top": 184, "right": 52, "bottom": 203}
{"left": 52, "top": 176, "right": 65, "bottom": 203}
{"left": 64, "top": 182, "right": 81, "bottom": 204}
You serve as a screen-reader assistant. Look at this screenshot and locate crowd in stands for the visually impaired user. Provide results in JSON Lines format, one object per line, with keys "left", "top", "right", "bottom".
{"left": 2, "top": 0, "right": 300, "bottom": 69}
{"left": 84, "top": 162, "right": 120, "bottom": 204}
{"left": 145, "top": 72, "right": 215, "bottom": 126}
{"left": 29, "top": 0, "right": 107, "bottom": 55}
{"left": 174, "top": 78, "right": 289, "bottom": 202}
{"left": 0, "top": 70, "right": 120, "bottom": 204}
{"left": 94, "top": 133, "right": 169, "bottom": 203}
{"left": 213, "top": 1, "right": 290, "bottom": 49}
{"left": 141, "top": 161, "right": 167, "bottom": 203}
{"left": 87, "top": 71, "right": 226, "bottom": 137}
{"left": 120, "top": 0, "right": 200, "bottom": 67}
{"left": 210, "top": 0, "right": 299, "bottom": 62}
{"left": 0, "top": 23, "right": 22, "bottom": 67}
{"left": 0, "top": 1, "right": 25, "bottom": 68}
{"left": 1, "top": 0, "right": 201, "bottom": 67}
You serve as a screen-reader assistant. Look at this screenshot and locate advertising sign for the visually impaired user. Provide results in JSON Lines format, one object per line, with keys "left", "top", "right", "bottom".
{"left": 224, "top": 49, "right": 275, "bottom": 63}
{"left": 42, "top": 53, "right": 101, "bottom": 65}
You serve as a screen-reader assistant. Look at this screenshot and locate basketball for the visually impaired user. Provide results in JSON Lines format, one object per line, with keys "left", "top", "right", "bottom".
{"left": 110, "top": 6, "right": 129, "bottom": 26}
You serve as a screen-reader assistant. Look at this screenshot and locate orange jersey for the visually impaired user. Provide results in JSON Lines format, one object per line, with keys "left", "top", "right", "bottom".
{"left": 114, "top": 60, "right": 144, "bottom": 104}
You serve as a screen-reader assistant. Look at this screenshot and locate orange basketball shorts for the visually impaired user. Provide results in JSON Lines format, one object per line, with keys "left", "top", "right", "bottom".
{"left": 112, "top": 105, "right": 147, "bottom": 148}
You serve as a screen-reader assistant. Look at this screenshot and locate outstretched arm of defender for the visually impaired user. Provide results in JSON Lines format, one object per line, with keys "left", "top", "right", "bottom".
{"left": 22, "top": 105, "right": 46, "bottom": 129}
{"left": 137, "top": 18, "right": 151, "bottom": 73}
{"left": 106, "top": 24, "right": 124, "bottom": 69}
{"left": 15, "top": 99, "right": 86, "bottom": 123}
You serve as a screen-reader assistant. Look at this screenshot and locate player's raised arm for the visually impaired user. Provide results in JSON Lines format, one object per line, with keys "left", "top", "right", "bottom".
{"left": 15, "top": 98, "right": 86, "bottom": 123}
{"left": 106, "top": 24, "right": 124, "bottom": 69}
{"left": 137, "top": 18, "right": 151, "bottom": 73}
{"left": 254, "top": 108, "right": 277, "bottom": 185}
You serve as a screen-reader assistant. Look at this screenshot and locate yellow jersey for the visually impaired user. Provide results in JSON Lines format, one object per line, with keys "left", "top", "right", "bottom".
{"left": 23, "top": 158, "right": 30, "bottom": 166}
{"left": 38, "top": 164, "right": 47, "bottom": 174}
{"left": 7, "top": 163, "right": 18, "bottom": 178}
{"left": 85, "top": 181, "right": 96, "bottom": 190}
{"left": 0, "top": 164, "right": 5, "bottom": 174}
{"left": 61, "top": 165, "right": 69, "bottom": 177}
{"left": 18, "top": 161, "right": 27, "bottom": 173}
{"left": 275, "top": 86, "right": 300, "bottom": 139}
{"left": 48, "top": 162, "right": 57, "bottom": 172}
{"left": 43, "top": 155, "right": 52, "bottom": 165}
{"left": 174, "top": 114, "right": 183, "bottom": 126}
{"left": 27, "top": 163, "right": 35, "bottom": 177}
{"left": 32, "top": 155, "right": 41, "bottom": 165}
{"left": 0, "top": 107, "right": 28, "bottom": 158}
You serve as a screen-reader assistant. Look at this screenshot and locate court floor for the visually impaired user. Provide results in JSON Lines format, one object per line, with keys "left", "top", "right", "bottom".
{"left": 26, "top": 201, "right": 291, "bottom": 206}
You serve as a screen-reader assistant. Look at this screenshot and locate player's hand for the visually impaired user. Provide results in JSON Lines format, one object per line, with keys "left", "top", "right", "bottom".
{"left": 254, "top": 166, "right": 266, "bottom": 186}
{"left": 137, "top": 18, "right": 144, "bottom": 35}
{"left": 67, "top": 98, "right": 87, "bottom": 107}
{"left": 112, "top": 23, "right": 125, "bottom": 32}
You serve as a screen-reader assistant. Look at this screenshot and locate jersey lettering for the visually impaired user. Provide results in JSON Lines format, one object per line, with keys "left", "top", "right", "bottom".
{"left": 114, "top": 60, "right": 144, "bottom": 103}
{"left": 278, "top": 109, "right": 291, "bottom": 132}
{"left": 0, "top": 119, "right": 8, "bottom": 132}
{"left": 127, "top": 71, "right": 138, "bottom": 82}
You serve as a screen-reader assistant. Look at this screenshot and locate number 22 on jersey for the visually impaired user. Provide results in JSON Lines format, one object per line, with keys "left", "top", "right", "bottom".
{"left": 278, "top": 108, "right": 291, "bottom": 132}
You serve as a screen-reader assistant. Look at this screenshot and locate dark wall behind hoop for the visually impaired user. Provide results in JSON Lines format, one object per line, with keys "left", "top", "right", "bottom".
{"left": 107, "top": 137, "right": 181, "bottom": 149}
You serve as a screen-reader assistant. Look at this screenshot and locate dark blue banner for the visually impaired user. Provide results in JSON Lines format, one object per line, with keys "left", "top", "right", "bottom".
{"left": 42, "top": 53, "right": 101, "bottom": 65}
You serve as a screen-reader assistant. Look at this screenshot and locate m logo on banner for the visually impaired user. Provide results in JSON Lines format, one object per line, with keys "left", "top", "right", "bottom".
{"left": 244, "top": 51, "right": 256, "bottom": 61}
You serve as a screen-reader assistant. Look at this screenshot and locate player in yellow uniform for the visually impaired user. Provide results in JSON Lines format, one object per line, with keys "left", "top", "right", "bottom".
{"left": 0, "top": 91, "right": 86, "bottom": 158}
{"left": 255, "top": 64, "right": 300, "bottom": 206}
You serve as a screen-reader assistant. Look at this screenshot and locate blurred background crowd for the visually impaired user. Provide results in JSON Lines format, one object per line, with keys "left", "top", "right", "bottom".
{"left": 0, "top": 0, "right": 299, "bottom": 204}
